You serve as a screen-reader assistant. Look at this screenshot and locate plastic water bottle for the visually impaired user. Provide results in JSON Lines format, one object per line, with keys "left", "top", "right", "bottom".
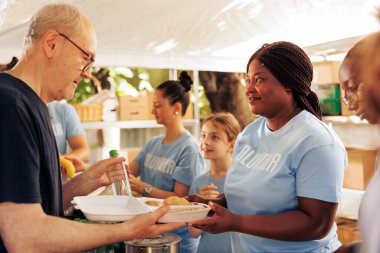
{"left": 109, "top": 149, "right": 132, "bottom": 196}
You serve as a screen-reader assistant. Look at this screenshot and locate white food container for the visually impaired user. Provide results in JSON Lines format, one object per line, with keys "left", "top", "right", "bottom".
{"left": 137, "top": 197, "right": 211, "bottom": 223}
{"left": 71, "top": 195, "right": 151, "bottom": 222}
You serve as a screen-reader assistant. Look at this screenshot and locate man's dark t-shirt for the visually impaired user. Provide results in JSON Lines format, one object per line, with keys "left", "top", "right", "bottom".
{"left": 0, "top": 73, "right": 63, "bottom": 252}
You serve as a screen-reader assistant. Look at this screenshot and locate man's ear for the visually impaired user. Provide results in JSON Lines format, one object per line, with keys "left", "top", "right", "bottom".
{"left": 43, "top": 30, "right": 59, "bottom": 58}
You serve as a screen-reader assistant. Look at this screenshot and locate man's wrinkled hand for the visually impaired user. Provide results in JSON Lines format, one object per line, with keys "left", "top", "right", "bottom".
{"left": 123, "top": 205, "right": 186, "bottom": 239}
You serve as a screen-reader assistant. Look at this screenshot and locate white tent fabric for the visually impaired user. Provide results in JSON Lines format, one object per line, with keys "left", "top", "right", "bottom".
{"left": 0, "top": 0, "right": 379, "bottom": 72}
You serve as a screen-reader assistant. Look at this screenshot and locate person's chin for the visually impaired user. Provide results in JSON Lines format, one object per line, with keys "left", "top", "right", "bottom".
{"left": 250, "top": 107, "right": 261, "bottom": 116}
{"left": 203, "top": 154, "right": 212, "bottom": 159}
{"left": 202, "top": 152, "right": 211, "bottom": 158}
{"left": 63, "top": 88, "right": 76, "bottom": 100}
{"left": 64, "top": 93, "right": 75, "bottom": 101}
{"left": 248, "top": 104, "right": 256, "bottom": 113}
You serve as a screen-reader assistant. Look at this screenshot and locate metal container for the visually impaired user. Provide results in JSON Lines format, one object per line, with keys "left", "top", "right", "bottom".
{"left": 125, "top": 234, "right": 181, "bottom": 253}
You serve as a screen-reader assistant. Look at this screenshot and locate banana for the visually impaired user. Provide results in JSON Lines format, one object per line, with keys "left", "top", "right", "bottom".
{"left": 59, "top": 156, "right": 75, "bottom": 178}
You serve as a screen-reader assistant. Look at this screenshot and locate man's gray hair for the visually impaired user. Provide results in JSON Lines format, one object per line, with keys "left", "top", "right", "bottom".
{"left": 24, "top": 3, "right": 82, "bottom": 52}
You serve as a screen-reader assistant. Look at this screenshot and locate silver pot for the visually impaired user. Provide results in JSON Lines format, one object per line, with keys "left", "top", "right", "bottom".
{"left": 125, "top": 234, "right": 181, "bottom": 253}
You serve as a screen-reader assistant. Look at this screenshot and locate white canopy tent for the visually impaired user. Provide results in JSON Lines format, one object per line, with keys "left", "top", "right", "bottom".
{"left": 0, "top": 0, "right": 379, "bottom": 72}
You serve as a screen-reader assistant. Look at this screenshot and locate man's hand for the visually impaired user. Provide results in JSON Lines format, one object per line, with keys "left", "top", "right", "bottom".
{"left": 62, "top": 157, "right": 126, "bottom": 209}
{"left": 123, "top": 205, "right": 186, "bottom": 239}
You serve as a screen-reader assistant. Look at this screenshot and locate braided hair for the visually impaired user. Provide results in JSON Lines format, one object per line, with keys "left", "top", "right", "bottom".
{"left": 247, "top": 41, "right": 321, "bottom": 120}
{"left": 156, "top": 71, "right": 193, "bottom": 116}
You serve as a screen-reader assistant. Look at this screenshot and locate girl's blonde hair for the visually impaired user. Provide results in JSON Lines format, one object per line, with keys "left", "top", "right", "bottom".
{"left": 203, "top": 112, "right": 241, "bottom": 142}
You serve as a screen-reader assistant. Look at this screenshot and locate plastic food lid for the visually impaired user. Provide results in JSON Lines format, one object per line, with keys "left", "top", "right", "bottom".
{"left": 125, "top": 234, "right": 181, "bottom": 247}
{"left": 109, "top": 149, "right": 119, "bottom": 157}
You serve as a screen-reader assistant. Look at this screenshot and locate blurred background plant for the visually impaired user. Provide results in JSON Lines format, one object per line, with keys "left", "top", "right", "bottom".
{"left": 69, "top": 78, "right": 97, "bottom": 103}
{"left": 68, "top": 67, "right": 212, "bottom": 117}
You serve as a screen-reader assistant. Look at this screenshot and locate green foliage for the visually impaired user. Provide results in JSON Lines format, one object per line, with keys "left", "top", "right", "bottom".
{"left": 69, "top": 78, "right": 96, "bottom": 103}
{"left": 68, "top": 67, "right": 211, "bottom": 117}
{"left": 197, "top": 86, "right": 212, "bottom": 117}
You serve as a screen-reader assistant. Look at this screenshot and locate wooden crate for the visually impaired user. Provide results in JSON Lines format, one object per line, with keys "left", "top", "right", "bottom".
{"left": 336, "top": 218, "right": 361, "bottom": 244}
{"left": 118, "top": 93, "right": 148, "bottom": 121}
{"left": 72, "top": 103, "right": 103, "bottom": 122}
{"left": 344, "top": 148, "right": 377, "bottom": 190}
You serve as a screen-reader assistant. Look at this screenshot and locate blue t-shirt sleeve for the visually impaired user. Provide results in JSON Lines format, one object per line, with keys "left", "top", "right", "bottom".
{"left": 296, "top": 144, "right": 346, "bottom": 203}
{"left": 64, "top": 103, "right": 85, "bottom": 137}
{"left": 134, "top": 141, "right": 150, "bottom": 166}
{"left": 173, "top": 151, "right": 203, "bottom": 187}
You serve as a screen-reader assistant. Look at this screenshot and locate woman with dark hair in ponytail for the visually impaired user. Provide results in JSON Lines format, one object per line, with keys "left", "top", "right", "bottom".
{"left": 190, "top": 42, "right": 347, "bottom": 252}
{"left": 128, "top": 71, "right": 205, "bottom": 253}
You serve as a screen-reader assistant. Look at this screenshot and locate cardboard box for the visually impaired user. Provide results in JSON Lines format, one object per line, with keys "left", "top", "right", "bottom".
{"left": 147, "top": 91, "right": 194, "bottom": 120}
{"left": 118, "top": 92, "right": 148, "bottom": 120}
{"left": 313, "top": 61, "right": 341, "bottom": 84}
{"left": 147, "top": 91, "right": 154, "bottom": 120}
{"left": 344, "top": 148, "right": 377, "bottom": 190}
{"left": 336, "top": 218, "right": 361, "bottom": 244}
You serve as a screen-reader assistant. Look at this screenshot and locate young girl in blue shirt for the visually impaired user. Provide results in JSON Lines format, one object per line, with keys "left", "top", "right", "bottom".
{"left": 188, "top": 112, "right": 241, "bottom": 253}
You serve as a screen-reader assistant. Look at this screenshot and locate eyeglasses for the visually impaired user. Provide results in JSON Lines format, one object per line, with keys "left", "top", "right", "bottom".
{"left": 58, "top": 32, "right": 95, "bottom": 72}
{"left": 341, "top": 80, "right": 362, "bottom": 110}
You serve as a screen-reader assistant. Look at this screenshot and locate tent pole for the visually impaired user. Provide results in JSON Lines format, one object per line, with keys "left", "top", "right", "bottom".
{"left": 193, "top": 69, "right": 200, "bottom": 140}
{"left": 169, "top": 69, "right": 177, "bottom": 80}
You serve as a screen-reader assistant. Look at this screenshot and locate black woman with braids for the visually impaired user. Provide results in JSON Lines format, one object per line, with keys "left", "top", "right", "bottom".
{"left": 189, "top": 41, "right": 347, "bottom": 252}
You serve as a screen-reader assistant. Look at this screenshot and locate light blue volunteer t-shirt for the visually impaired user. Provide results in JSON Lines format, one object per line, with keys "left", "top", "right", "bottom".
{"left": 134, "top": 130, "right": 205, "bottom": 253}
{"left": 48, "top": 101, "right": 85, "bottom": 154}
{"left": 189, "top": 171, "right": 233, "bottom": 253}
{"left": 225, "top": 110, "right": 347, "bottom": 253}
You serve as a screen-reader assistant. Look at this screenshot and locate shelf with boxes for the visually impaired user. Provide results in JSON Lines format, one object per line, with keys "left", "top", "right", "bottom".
{"left": 118, "top": 91, "right": 194, "bottom": 121}
{"left": 81, "top": 91, "right": 199, "bottom": 163}
{"left": 323, "top": 116, "right": 380, "bottom": 149}
{"left": 82, "top": 119, "right": 200, "bottom": 165}
{"left": 323, "top": 115, "right": 379, "bottom": 191}
{"left": 75, "top": 69, "right": 202, "bottom": 165}
{"left": 323, "top": 115, "right": 376, "bottom": 245}
{"left": 81, "top": 119, "right": 198, "bottom": 131}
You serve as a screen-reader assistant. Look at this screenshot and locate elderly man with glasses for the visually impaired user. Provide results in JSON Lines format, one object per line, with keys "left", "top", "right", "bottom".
{"left": 0, "top": 3, "right": 184, "bottom": 252}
